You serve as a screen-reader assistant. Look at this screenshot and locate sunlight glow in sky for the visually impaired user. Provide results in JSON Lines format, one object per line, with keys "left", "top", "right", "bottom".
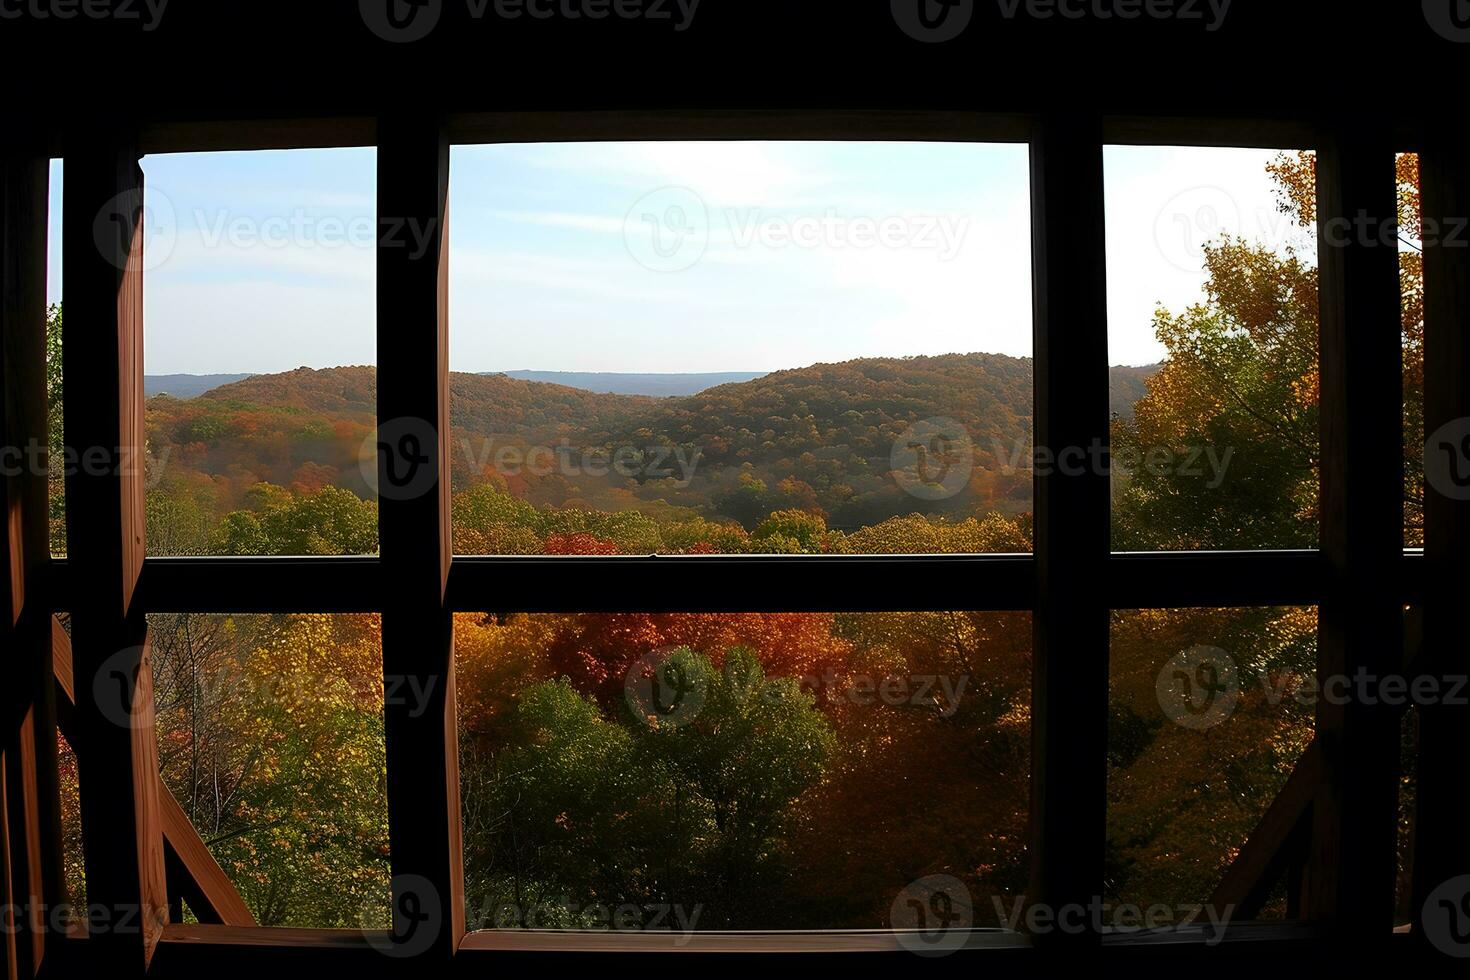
{"left": 44, "top": 142, "right": 1311, "bottom": 376}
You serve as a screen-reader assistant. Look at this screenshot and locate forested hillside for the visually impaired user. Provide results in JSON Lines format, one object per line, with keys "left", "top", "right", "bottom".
{"left": 138, "top": 353, "right": 1163, "bottom": 556}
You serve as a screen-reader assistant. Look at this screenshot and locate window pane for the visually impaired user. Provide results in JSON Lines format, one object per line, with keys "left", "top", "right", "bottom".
{"left": 456, "top": 611, "right": 1030, "bottom": 936}
{"left": 47, "top": 159, "right": 64, "bottom": 556}
{"left": 1108, "top": 606, "right": 1318, "bottom": 920}
{"left": 448, "top": 141, "right": 1034, "bottom": 556}
{"left": 147, "top": 613, "right": 389, "bottom": 928}
{"left": 57, "top": 731, "right": 85, "bottom": 930}
{"left": 1106, "top": 147, "right": 1320, "bottom": 551}
{"left": 1399, "top": 152, "right": 1424, "bottom": 549}
{"left": 140, "top": 149, "right": 377, "bottom": 557}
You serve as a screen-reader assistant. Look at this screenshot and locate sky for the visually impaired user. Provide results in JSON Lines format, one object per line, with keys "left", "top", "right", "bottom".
{"left": 44, "top": 142, "right": 1313, "bottom": 375}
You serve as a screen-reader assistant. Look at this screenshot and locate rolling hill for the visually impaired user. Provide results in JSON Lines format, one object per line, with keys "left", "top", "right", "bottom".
{"left": 492, "top": 370, "right": 767, "bottom": 397}
{"left": 147, "top": 354, "right": 1160, "bottom": 532}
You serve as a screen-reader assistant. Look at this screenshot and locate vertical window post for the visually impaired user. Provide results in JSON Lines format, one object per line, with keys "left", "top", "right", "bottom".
{"left": 1307, "top": 120, "right": 1403, "bottom": 939}
{"left": 377, "top": 113, "right": 463, "bottom": 960}
{"left": 62, "top": 129, "right": 168, "bottom": 966}
{"left": 1028, "top": 114, "right": 1111, "bottom": 949}
{"left": 1411, "top": 131, "right": 1470, "bottom": 942}
{"left": 2, "top": 139, "right": 66, "bottom": 979}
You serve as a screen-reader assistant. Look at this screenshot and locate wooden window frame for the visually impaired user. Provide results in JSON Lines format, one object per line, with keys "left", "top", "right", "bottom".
{"left": 4, "top": 108, "right": 1462, "bottom": 972}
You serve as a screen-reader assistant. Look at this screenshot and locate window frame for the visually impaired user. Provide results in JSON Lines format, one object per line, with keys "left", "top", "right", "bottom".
{"left": 3, "top": 108, "right": 1453, "bottom": 971}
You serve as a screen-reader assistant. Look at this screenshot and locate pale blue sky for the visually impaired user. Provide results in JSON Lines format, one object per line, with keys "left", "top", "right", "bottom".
{"left": 45, "top": 143, "right": 1310, "bottom": 375}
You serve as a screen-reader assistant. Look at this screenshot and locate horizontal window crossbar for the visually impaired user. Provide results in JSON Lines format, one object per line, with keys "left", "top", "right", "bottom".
{"left": 47, "top": 551, "right": 1427, "bottom": 615}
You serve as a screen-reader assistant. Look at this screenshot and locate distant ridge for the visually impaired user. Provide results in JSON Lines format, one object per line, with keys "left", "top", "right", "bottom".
{"left": 1109, "top": 363, "right": 1161, "bottom": 420}
{"left": 145, "top": 374, "right": 254, "bottom": 399}
{"left": 489, "top": 370, "right": 767, "bottom": 398}
{"left": 148, "top": 363, "right": 1161, "bottom": 411}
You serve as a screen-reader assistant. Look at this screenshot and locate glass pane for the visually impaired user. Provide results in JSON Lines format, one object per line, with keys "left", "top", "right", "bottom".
{"left": 57, "top": 731, "right": 86, "bottom": 930}
{"left": 1399, "top": 152, "right": 1424, "bottom": 548}
{"left": 147, "top": 613, "right": 390, "bottom": 928}
{"left": 139, "top": 148, "right": 378, "bottom": 557}
{"left": 1106, "top": 147, "right": 1320, "bottom": 551}
{"left": 456, "top": 611, "right": 1030, "bottom": 937}
{"left": 47, "top": 159, "right": 64, "bottom": 556}
{"left": 1108, "top": 607, "right": 1318, "bottom": 920}
{"left": 448, "top": 141, "right": 1034, "bottom": 556}
{"left": 1396, "top": 704, "right": 1419, "bottom": 928}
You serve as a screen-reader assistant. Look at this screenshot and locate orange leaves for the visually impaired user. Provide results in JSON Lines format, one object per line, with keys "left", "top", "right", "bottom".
{"left": 543, "top": 532, "right": 619, "bottom": 555}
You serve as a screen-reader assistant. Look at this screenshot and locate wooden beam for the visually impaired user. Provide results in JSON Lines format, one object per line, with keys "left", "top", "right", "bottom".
{"left": 50, "top": 619, "right": 254, "bottom": 928}
{"left": 139, "top": 118, "right": 376, "bottom": 155}
{"left": 62, "top": 130, "right": 168, "bottom": 970}
{"left": 1411, "top": 131, "right": 1470, "bottom": 946}
{"left": 1027, "top": 114, "right": 1111, "bottom": 950}
{"left": 376, "top": 112, "right": 463, "bottom": 960}
{"left": 446, "top": 109, "right": 1031, "bottom": 146}
{"left": 1209, "top": 742, "right": 1321, "bottom": 920}
{"left": 2, "top": 144, "right": 65, "bottom": 979}
{"left": 1305, "top": 120, "right": 1404, "bottom": 940}
{"left": 158, "top": 788, "right": 253, "bottom": 928}
{"left": 56, "top": 550, "right": 1432, "bottom": 617}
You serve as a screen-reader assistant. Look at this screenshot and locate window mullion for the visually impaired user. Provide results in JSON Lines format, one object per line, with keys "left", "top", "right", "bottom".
{"left": 1410, "top": 130, "right": 1470, "bottom": 940}
{"left": 1028, "top": 113, "right": 1111, "bottom": 948}
{"left": 1306, "top": 119, "right": 1403, "bottom": 938}
{"left": 62, "top": 127, "right": 169, "bottom": 966}
{"left": 376, "top": 113, "right": 463, "bottom": 961}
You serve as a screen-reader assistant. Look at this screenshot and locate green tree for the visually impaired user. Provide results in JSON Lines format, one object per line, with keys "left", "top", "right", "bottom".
{"left": 214, "top": 484, "right": 377, "bottom": 556}
{"left": 464, "top": 647, "right": 834, "bottom": 929}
